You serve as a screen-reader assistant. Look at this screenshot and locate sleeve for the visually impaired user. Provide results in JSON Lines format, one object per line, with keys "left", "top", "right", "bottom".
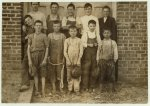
{"left": 43, "top": 34, "right": 49, "bottom": 48}
{"left": 42, "top": 14, "right": 47, "bottom": 29}
{"left": 28, "top": 34, "right": 32, "bottom": 45}
{"left": 111, "top": 18, "right": 117, "bottom": 42}
{"left": 79, "top": 39, "right": 83, "bottom": 59}
{"left": 81, "top": 32, "right": 88, "bottom": 48}
{"left": 62, "top": 17, "right": 67, "bottom": 27}
{"left": 96, "top": 32, "right": 102, "bottom": 46}
{"left": 95, "top": 17, "right": 100, "bottom": 38}
{"left": 113, "top": 41, "right": 118, "bottom": 61}
{"left": 64, "top": 39, "right": 70, "bottom": 62}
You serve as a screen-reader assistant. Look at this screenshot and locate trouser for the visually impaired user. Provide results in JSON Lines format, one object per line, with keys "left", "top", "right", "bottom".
{"left": 99, "top": 59, "right": 115, "bottom": 84}
{"left": 81, "top": 47, "right": 97, "bottom": 89}
{"left": 67, "top": 66, "right": 81, "bottom": 92}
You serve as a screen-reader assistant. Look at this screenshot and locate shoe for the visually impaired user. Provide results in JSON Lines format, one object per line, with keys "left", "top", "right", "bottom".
{"left": 34, "top": 91, "right": 41, "bottom": 97}
{"left": 19, "top": 85, "right": 29, "bottom": 92}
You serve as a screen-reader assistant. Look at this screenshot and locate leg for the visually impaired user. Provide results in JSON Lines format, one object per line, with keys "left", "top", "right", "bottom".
{"left": 41, "top": 77, "right": 45, "bottom": 97}
{"left": 34, "top": 74, "right": 39, "bottom": 95}
{"left": 67, "top": 66, "right": 73, "bottom": 92}
{"left": 74, "top": 77, "right": 81, "bottom": 94}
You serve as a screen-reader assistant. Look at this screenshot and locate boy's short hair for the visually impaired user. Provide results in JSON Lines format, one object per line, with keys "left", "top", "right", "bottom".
{"left": 53, "top": 20, "right": 61, "bottom": 25}
{"left": 69, "top": 25, "right": 77, "bottom": 30}
{"left": 103, "top": 5, "right": 111, "bottom": 11}
{"left": 84, "top": 3, "right": 92, "bottom": 8}
{"left": 34, "top": 20, "right": 43, "bottom": 25}
{"left": 67, "top": 3, "right": 75, "bottom": 10}
{"left": 88, "top": 20, "right": 96, "bottom": 25}
{"left": 103, "top": 28, "right": 111, "bottom": 33}
{"left": 31, "top": 2, "right": 40, "bottom": 6}
{"left": 50, "top": 2, "right": 59, "bottom": 8}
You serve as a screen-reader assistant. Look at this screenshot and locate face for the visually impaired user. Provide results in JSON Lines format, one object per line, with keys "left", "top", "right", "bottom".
{"left": 67, "top": 6, "right": 75, "bottom": 16}
{"left": 53, "top": 23, "right": 61, "bottom": 32}
{"left": 51, "top": 4, "right": 59, "bottom": 14}
{"left": 103, "top": 30, "right": 111, "bottom": 38}
{"left": 84, "top": 6, "right": 92, "bottom": 15}
{"left": 34, "top": 22, "right": 42, "bottom": 33}
{"left": 88, "top": 23, "right": 96, "bottom": 32}
{"left": 103, "top": 8, "right": 110, "bottom": 17}
{"left": 31, "top": 2, "right": 39, "bottom": 11}
{"left": 69, "top": 28, "right": 77, "bottom": 38}
{"left": 25, "top": 17, "right": 33, "bottom": 26}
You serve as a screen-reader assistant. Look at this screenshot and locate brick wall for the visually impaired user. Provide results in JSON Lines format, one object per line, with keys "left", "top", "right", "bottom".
{"left": 117, "top": 2, "right": 147, "bottom": 84}
{"left": 2, "top": 3, "right": 23, "bottom": 102}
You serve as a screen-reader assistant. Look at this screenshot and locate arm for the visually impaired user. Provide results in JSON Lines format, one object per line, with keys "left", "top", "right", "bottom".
{"left": 64, "top": 39, "right": 71, "bottom": 65}
{"left": 62, "top": 17, "right": 68, "bottom": 29}
{"left": 81, "top": 32, "right": 88, "bottom": 48}
{"left": 77, "top": 40, "right": 83, "bottom": 65}
{"left": 113, "top": 41, "right": 118, "bottom": 62}
{"left": 27, "top": 35, "right": 32, "bottom": 67}
{"left": 111, "top": 18, "right": 117, "bottom": 42}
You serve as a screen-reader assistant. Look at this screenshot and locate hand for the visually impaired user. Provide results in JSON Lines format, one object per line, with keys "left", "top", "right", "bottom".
{"left": 66, "top": 60, "right": 72, "bottom": 66}
{"left": 88, "top": 44, "right": 93, "bottom": 47}
{"left": 94, "top": 43, "right": 98, "bottom": 46}
{"left": 22, "top": 25, "right": 26, "bottom": 32}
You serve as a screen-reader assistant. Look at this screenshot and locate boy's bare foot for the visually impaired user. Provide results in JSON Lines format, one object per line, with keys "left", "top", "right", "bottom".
{"left": 67, "top": 91, "right": 72, "bottom": 95}
{"left": 75, "top": 91, "right": 80, "bottom": 96}
{"left": 19, "top": 85, "right": 29, "bottom": 92}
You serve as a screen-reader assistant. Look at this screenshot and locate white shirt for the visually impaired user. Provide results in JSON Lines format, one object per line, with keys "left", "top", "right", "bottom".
{"left": 79, "top": 15, "right": 100, "bottom": 36}
{"left": 104, "top": 17, "right": 107, "bottom": 23}
{"left": 28, "top": 11, "right": 47, "bottom": 29}
{"left": 81, "top": 30, "right": 101, "bottom": 48}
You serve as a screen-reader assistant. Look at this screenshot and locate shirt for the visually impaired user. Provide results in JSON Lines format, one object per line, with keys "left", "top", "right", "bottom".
{"left": 28, "top": 11, "right": 47, "bottom": 29}
{"left": 62, "top": 16, "right": 80, "bottom": 27}
{"left": 97, "top": 39, "right": 118, "bottom": 61}
{"left": 78, "top": 15, "right": 100, "bottom": 35}
{"left": 81, "top": 30, "right": 101, "bottom": 48}
{"left": 64, "top": 37, "right": 83, "bottom": 65}
{"left": 104, "top": 17, "right": 107, "bottom": 23}
{"left": 28, "top": 33, "right": 49, "bottom": 52}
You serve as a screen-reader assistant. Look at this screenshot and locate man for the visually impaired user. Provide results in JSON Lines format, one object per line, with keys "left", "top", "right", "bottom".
{"left": 28, "top": 2, "right": 47, "bottom": 33}
{"left": 98, "top": 6, "right": 118, "bottom": 81}
{"left": 98, "top": 6, "right": 117, "bottom": 42}
{"left": 46, "top": 2, "right": 62, "bottom": 34}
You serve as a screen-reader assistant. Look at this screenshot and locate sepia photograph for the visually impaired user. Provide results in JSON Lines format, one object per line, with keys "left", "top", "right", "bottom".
{"left": 1, "top": 0, "right": 148, "bottom": 103}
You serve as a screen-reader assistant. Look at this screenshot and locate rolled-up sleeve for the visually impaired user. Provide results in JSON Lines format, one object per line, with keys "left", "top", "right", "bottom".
{"left": 81, "top": 32, "right": 88, "bottom": 48}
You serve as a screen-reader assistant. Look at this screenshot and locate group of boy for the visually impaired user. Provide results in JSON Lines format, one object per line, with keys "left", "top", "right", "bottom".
{"left": 20, "top": 2, "right": 118, "bottom": 97}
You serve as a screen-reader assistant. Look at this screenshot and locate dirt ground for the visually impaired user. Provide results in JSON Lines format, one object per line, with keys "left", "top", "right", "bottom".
{"left": 31, "top": 82, "right": 148, "bottom": 103}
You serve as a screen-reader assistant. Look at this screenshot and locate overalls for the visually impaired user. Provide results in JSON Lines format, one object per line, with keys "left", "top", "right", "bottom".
{"left": 81, "top": 32, "right": 98, "bottom": 90}
{"left": 48, "top": 33, "right": 64, "bottom": 84}
{"left": 46, "top": 15, "right": 61, "bottom": 34}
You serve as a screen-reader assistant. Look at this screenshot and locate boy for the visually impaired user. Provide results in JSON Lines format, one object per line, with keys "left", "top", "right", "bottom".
{"left": 96, "top": 29, "right": 118, "bottom": 92}
{"left": 62, "top": 3, "right": 81, "bottom": 38}
{"left": 64, "top": 26, "right": 83, "bottom": 95}
{"left": 20, "top": 15, "right": 35, "bottom": 92}
{"left": 81, "top": 20, "right": 101, "bottom": 93}
{"left": 48, "top": 20, "right": 66, "bottom": 94}
{"left": 79, "top": 3, "right": 99, "bottom": 35}
{"left": 27, "top": 20, "right": 49, "bottom": 97}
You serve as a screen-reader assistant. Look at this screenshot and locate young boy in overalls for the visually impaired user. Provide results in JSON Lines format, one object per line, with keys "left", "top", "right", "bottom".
{"left": 97, "top": 29, "right": 118, "bottom": 92}
{"left": 48, "top": 20, "right": 66, "bottom": 94}
{"left": 64, "top": 26, "right": 83, "bottom": 95}
{"left": 62, "top": 3, "right": 81, "bottom": 38}
{"left": 81, "top": 20, "right": 101, "bottom": 93}
{"left": 47, "top": 2, "right": 62, "bottom": 34}
{"left": 27, "top": 20, "right": 49, "bottom": 97}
